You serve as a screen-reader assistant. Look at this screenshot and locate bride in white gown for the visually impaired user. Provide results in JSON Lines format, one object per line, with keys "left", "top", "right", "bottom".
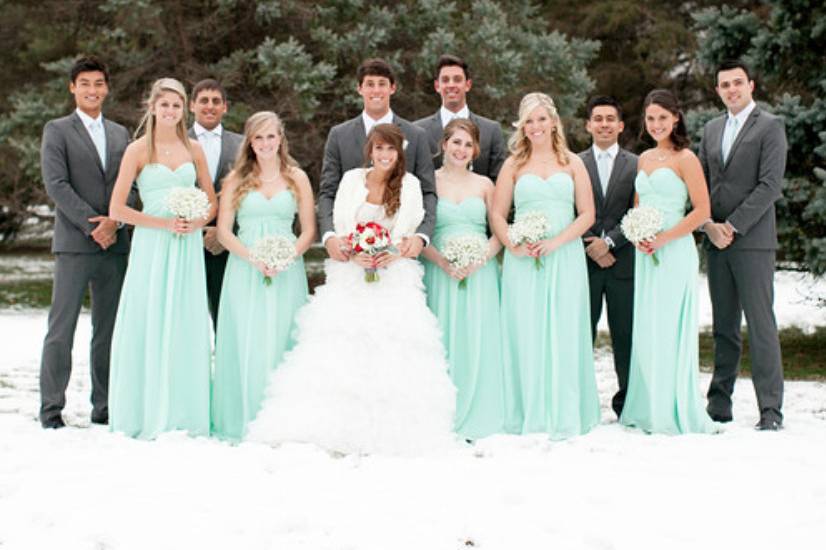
{"left": 246, "top": 124, "right": 457, "bottom": 455}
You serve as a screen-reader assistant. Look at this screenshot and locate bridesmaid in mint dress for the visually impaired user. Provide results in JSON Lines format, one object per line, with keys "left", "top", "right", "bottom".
{"left": 490, "top": 93, "right": 600, "bottom": 439}
{"left": 422, "top": 119, "right": 505, "bottom": 439}
{"left": 211, "top": 112, "right": 315, "bottom": 441}
{"left": 108, "top": 78, "right": 217, "bottom": 439}
{"left": 620, "top": 89, "right": 717, "bottom": 434}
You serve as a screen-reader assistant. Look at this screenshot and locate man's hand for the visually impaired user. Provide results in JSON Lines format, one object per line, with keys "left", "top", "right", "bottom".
{"left": 325, "top": 235, "right": 351, "bottom": 262}
{"left": 584, "top": 236, "right": 610, "bottom": 260}
{"left": 398, "top": 236, "right": 425, "bottom": 258}
{"left": 595, "top": 252, "right": 616, "bottom": 269}
{"left": 89, "top": 216, "right": 118, "bottom": 250}
{"left": 705, "top": 222, "right": 734, "bottom": 250}
{"left": 203, "top": 227, "right": 225, "bottom": 255}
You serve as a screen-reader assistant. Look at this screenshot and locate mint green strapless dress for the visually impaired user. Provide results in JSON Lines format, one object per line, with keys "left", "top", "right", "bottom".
{"left": 423, "top": 198, "right": 505, "bottom": 439}
{"left": 211, "top": 190, "right": 308, "bottom": 441}
{"left": 620, "top": 168, "right": 717, "bottom": 434}
{"left": 110, "top": 162, "right": 211, "bottom": 439}
{"left": 500, "top": 173, "right": 600, "bottom": 439}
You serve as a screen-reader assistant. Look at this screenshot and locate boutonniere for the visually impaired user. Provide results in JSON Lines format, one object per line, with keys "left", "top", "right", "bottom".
{"left": 403, "top": 139, "right": 409, "bottom": 151}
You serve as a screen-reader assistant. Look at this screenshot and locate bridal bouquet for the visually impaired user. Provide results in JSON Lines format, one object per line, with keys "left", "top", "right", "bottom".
{"left": 508, "top": 210, "right": 550, "bottom": 269}
{"left": 621, "top": 205, "right": 664, "bottom": 265}
{"left": 347, "top": 221, "right": 392, "bottom": 283}
{"left": 248, "top": 235, "right": 296, "bottom": 285}
{"left": 442, "top": 234, "right": 488, "bottom": 289}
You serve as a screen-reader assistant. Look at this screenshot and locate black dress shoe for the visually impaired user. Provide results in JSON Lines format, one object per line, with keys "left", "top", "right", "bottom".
{"left": 90, "top": 414, "right": 109, "bottom": 425}
{"left": 41, "top": 417, "right": 66, "bottom": 429}
{"left": 755, "top": 417, "right": 783, "bottom": 431}
{"left": 709, "top": 413, "right": 733, "bottom": 423}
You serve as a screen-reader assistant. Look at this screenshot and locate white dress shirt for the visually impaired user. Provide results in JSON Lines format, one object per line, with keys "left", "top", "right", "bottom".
{"left": 439, "top": 105, "right": 470, "bottom": 127}
{"left": 193, "top": 122, "right": 223, "bottom": 184}
{"left": 725, "top": 100, "right": 756, "bottom": 148}
{"left": 76, "top": 108, "right": 107, "bottom": 170}
{"left": 362, "top": 110, "right": 394, "bottom": 135}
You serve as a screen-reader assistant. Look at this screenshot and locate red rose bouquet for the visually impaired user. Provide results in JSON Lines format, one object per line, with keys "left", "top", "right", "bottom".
{"left": 347, "top": 221, "right": 392, "bottom": 283}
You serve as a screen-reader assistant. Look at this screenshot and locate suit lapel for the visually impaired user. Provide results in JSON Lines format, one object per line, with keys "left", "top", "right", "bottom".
{"left": 103, "top": 119, "right": 120, "bottom": 180}
{"left": 582, "top": 148, "right": 604, "bottom": 205}
{"left": 723, "top": 109, "right": 760, "bottom": 170}
{"left": 351, "top": 116, "right": 367, "bottom": 163}
{"left": 603, "top": 151, "right": 627, "bottom": 205}
{"left": 71, "top": 114, "right": 105, "bottom": 176}
{"left": 217, "top": 131, "right": 236, "bottom": 182}
{"left": 428, "top": 112, "right": 443, "bottom": 147}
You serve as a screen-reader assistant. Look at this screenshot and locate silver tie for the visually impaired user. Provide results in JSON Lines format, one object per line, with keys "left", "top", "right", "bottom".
{"left": 90, "top": 121, "right": 106, "bottom": 170}
{"left": 721, "top": 116, "right": 739, "bottom": 163}
{"left": 597, "top": 151, "right": 611, "bottom": 196}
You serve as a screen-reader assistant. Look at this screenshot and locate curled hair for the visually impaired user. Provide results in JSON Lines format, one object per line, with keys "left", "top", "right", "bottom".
{"left": 641, "top": 89, "right": 690, "bottom": 150}
{"left": 508, "top": 92, "right": 570, "bottom": 170}
{"left": 442, "top": 118, "right": 481, "bottom": 163}
{"left": 135, "top": 78, "right": 193, "bottom": 163}
{"left": 363, "top": 123, "right": 406, "bottom": 217}
{"left": 230, "top": 111, "right": 300, "bottom": 210}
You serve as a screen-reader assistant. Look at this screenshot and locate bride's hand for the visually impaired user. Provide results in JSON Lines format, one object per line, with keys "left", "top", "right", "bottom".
{"left": 351, "top": 253, "right": 375, "bottom": 268}
{"left": 374, "top": 251, "right": 401, "bottom": 269}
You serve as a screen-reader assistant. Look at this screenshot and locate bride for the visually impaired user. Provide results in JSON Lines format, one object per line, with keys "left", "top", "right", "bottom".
{"left": 246, "top": 123, "right": 457, "bottom": 455}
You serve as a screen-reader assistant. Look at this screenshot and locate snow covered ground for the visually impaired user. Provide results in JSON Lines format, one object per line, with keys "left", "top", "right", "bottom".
{"left": 2, "top": 274, "right": 826, "bottom": 549}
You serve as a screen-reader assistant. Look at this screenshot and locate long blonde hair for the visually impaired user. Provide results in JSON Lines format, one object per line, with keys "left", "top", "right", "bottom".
{"left": 134, "top": 78, "right": 193, "bottom": 163}
{"left": 231, "top": 111, "right": 299, "bottom": 210}
{"left": 508, "top": 92, "right": 570, "bottom": 169}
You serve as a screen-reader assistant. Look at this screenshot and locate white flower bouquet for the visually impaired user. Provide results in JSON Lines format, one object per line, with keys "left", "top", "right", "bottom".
{"left": 442, "top": 234, "right": 488, "bottom": 289}
{"left": 165, "top": 187, "right": 211, "bottom": 222}
{"left": 248, "top": 235, "right": 297, "bottom": 285}
{"left": 620, "top": 205, "right": 664, "bottom": 265}
{"left": 508, "top": 210, "right": 549, "bottom": 269}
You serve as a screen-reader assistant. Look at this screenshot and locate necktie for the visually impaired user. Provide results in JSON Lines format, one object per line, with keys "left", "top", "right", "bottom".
{"left": 89, "top": 121, "right": 106, "bottom": 170}
{"left": 721, "top": 116, "right": 739, "bottom": 163}
{"left": 597, "top": 151, "right": 611, "bottom": 196}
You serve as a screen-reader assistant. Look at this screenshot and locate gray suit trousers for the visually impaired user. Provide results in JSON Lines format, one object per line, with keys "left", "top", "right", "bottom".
{"left": 39, "top": 252, "right": 127, "bottom": 422}
{"left": 706, "top": 248, "right": 783, "bottom": 420}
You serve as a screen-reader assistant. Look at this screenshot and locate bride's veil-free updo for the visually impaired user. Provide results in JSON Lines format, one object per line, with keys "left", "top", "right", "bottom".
{"left": 134, "top": 77, "right": 193, "bottom": 164}
{"left": 508, "top": 92, "right": 571, "bottom": 170}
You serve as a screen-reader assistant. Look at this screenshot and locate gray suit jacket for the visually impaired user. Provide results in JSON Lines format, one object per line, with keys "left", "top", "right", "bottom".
{"left": 414, "top": 110, "right": 506, "bottom": 182}
{"left": 699, "top": 108, "right": 787, "bottom": 250}
{"left": 580, "top": 147, "right": 639, "bottom": 279}
{"left": 41, "top": 112, "right": 131, "bottom": 254}
{"left": 318, "top": 114, "right": 436, "bottom": 239}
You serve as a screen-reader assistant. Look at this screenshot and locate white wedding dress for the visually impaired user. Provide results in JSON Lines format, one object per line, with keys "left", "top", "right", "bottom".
{"left": 246, "top": 169, "right": 457, "bottom": 455}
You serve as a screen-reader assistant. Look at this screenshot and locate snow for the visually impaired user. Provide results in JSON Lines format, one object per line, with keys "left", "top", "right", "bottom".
{"left": 2, "top": 272, "right": 826, "bottom": 549}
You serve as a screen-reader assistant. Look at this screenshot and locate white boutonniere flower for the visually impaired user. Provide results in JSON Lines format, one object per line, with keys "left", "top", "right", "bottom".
{"left": 403, "top": 139, "right": 409, "bottom": 150}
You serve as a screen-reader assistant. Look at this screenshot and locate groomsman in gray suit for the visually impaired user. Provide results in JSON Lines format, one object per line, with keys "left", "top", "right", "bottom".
{"left": 188, "top": 79, "right": 242, "bottom": 328}
{"left": 414, "top": 54, "right": 506, "bottom": 181}
{"left": 699, "top": 60, "right": 787, "bottom": 430}
{"left": 319, "top": 58, "right": 436, "bottom": 261}
{"left": 39, "top": 57, "right": 132, "bottom": 428}
{"left": 579, "top": 96, "right": 638, "bottom": 418}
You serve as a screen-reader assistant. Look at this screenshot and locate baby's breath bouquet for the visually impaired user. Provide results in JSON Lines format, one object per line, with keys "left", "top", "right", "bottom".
{"left": 620, "top": 205, "right": 664, "bottom": 265}
{"left": 442, "top": 234, "right": 488, "bottom": 289}
{"left": 508, "top": 211, "right": 549, "bottom": 269}
{"left": 165, "top": 187, "right": 210, "bottom": 238}
{"left": 248, "top": 235, "right": 296, "bottom": 285}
